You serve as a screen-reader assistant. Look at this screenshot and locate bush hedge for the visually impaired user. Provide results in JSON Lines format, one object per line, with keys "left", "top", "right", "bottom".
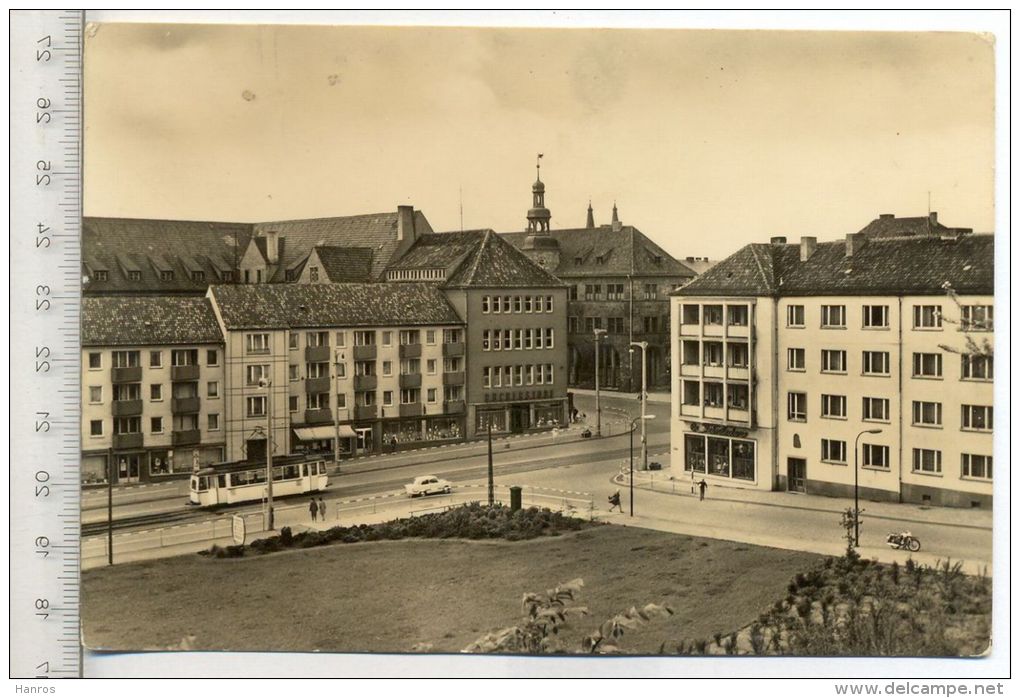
{"left": 202, "top": 503, "right": 590, "bottom": 559}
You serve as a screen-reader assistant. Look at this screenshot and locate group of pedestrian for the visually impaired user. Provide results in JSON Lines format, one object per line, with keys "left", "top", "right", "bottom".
{"left": 309, "top": 496, "right": 327, "bottom": 523}
{"left": 607, "top": 478, "right": 708, "bottom": 515}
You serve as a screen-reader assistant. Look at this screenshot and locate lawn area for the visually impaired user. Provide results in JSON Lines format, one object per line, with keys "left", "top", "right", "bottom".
{"left": 83, "top": 525, "right": 820, "bottom": 654}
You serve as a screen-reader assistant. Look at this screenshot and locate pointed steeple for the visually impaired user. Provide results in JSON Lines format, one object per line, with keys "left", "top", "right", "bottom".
{"left": 586, "top": 200, "right": 595, "bottom": 229}
{"left": 526, "top": 153, "right": 551, "bottom": 233}
{"left": 611, "top": 202, "right": 622, "bottom": 232}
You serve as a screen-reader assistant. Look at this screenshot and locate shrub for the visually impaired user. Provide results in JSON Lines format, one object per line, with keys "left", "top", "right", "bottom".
{"left": 280, "top": 526, "right": 293, "bottom": 546}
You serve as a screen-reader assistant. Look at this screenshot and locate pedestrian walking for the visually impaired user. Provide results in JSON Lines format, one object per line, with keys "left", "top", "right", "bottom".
{"left": 318, "top": 497, "right": 327, "bottom": 522}
{"left": 309, "top": 497, "right": 318, "bottom": 522}
{"left": 607, "top": 490, "right": 624, "bottom": 514}
{"left": 698, "top": 479, "right": 708, "bottom": 501}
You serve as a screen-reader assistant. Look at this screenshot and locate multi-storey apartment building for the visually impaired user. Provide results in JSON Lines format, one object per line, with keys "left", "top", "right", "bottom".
{"left": 671, "top": 223, "right": 993, "bottom": 508}
{"left": 81, "top": 296, "right": 226, "bottom": 485}
{"left": 206, "top": 283, "right": 466, "bottom": 460}
{"left": 385, "top": 229, "right": 570, "bottom": 435}
{"left": 503, "top": 172, "right": 699, "bottom": 390}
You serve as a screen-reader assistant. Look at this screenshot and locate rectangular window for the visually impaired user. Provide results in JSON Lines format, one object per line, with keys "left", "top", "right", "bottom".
{"left": 862, "top": 305, "right": 889, "bottom": 329}
{"left": 912, "top": 352, "right": 943, "bottom": 378}
{"left": 246, "top": 364, "right": 270, "bottom": 385}
{"left": 427, "top": 388, "right": 438, "bottom": 403}
{"left": 524, "top": 296, "right": 534, "bottom": 313}
{"left": 703, "top": 342, "right": 723, "bottom": 366}
{"left": 727, "top": 383, "right": 749, "bottom": 409}
{"left": 426, "top": 359, "right": 437, "bottom": 375}
{"left": 289, "top": 396, "right": 299, "bottom": 412}
{"left": 535, "top": 329, "right": 545, "bottom": 350}
{"left": 246, "top": 333, "right": 270, "bottom": 354}
{"left": 400, "top": 388, "right": 420, "bottom": 405}
{"left": 514, "top": 329, "right": 523, "bottom": 350}
{"left": 150, "top": 417, "right": 163, "bottom": 434}
{"left": 821, "top": 394, "right": 847, "bottom": 419}
{"left": 787, "top": 392, "right": 807, "bottom": 421}
{"left": 568, "top": 317, "right": 578, "bottom": 334}
{"left": 482, "top": 296, "right": 490, "bottom": 313}
{"left": 306, "top": 331, "right": 328, "bottom": 347}
{"left": 89, "top": 386, "right": 103, "bottom": 404}
{"left": 961, "top": 405, "right": 993, "bottom": 431}
{"left": 584, "top": 284, "right": 601, "bottom": 301}
{"left": 354, "top": 330, "right": 376, "bottom": 346}
{"left": 544, "top": 364, "right": 554, "bottom": 384}
{"left": 607, "top": 317, "right": 625, "bottom": 334}
{"left": 821, "top": 439, "right": 847, "bottom": 464}
{"left": 426, "top": 329, "right": 437, "bottom": 345}
{"left": 544, "top": 328, "right": 554, "bottom": 349}
{"left": 608, "top": 284, "right": 626, "bottom": 300}
{"left": 786, "top": 305, "right": 805, "bottom": 327}
{"left": 682, "top": 380, "right": 700, "bottom": 406}
{"left": 728, "top": 343, "right": 749, "bottom": 368}
{"left": 208, "top": 414, "right": 220, "bottom": 431}
{"left": 527, "top": 365, "right": 536, "bottom": 385}
{"left": 821, "top": 305, "right": 846, "bottom": 328}
{"left": 727, "top": 305, "right": 748, "bottom": 326}
{"left": 149, "top": 351, "right": 162, "bottom": 368}
{"left": 171, "top": 349, "right": 198, "bottom": 367}
{"left": 682, "top": 304, "right": 700, "bottom": 325}
{"left": 336, "top": 393, "right": 347, "bottom": 409}
{"left": 961, "top": 453, "right": 992, "bottom": 480}
{"left": 960, "top": 305, "right": 993, "bottom": 331}
{"left": 382, "top": 360, "right": 393, "bottom": 377}
{"left": 492, "top": 329, "right": 503, "bottom": 351}
{"left": 90, "top": 420, "right": 103, "bottom": 437}
{"left": 703, "top": 305, "right": 723, "bottom": 325}
{"left": 862, "top": 397, "right": 890, "bottom": 422}
{"left": 862, "top": 444, "right": 890, "bottom": 470}
{"left": 524, "top": 329, "right": 534, "bottom": 350}
{"left": 382, "top": 390, "right": 393, "bottom": 407}
{"left": 88, "top": 352, "right": 102, "bottom": 369}
{"left": 289, "top": 364, "right": 300, "bottom": 381}
{"left": 514, "top": 365, "right": 524, "bottom": 386}
{"left": 862, "top": 351, "right": 890, "bottom": 376}
{"left": 821, "top": 349, "right": 847, "bottom": 373}
{"left": 207, "top": 381, "right": 219, "bottom": 398}
{"left": 545, "top": 296, "right": 553, "bottom": 313}
{"left": 703, "top": 382, "right": 724, "bottom": 407}
{"left": 513, "top": 296, "right": 522, "bottom": 313}
{"left": 482, "top": 330, "right": 490, "bottom": 351}
{"left": 504, "top": 296, "right": 512, "bottom": 313}
{"left": 912, "top": 400, "right": 943, "bottom": 427}
{"left": 443, "top": 356, "right": 463, "bottom": 373}
{"left": 643, "top": 316, "right": 660, "bottom": 334}
{"left": 246, "top": 396, "right": 267, "bottom": 417}
{"left": 306, "top": 393, "right": 329, "bottom": 410}
{"left": 483, "top": 366, "right": 491, "bottom": 388}
{"left": 335, "top": 331, "right": 346, "bottom": 347}
{"left": 382, "top": 331, "right": 393, "bottom": 347}
{"left": 150, "top": 384, "right": 162, "bottom": 401}
{"left": 400, "top": 358, "right": 420, "bottom": 375}
{"left": 289, "top": 333, "right": 298, "bottom": 350}
{"left": 206, "top": 349, "right": 218, "bottom": 366}
{"left": 961, "top": 354, "right": 993, "bottom": 381}
{"left": 113, "top": 417, "right": 141, "bottom": 435}
{"left": 111, "top": 351, "right": 140, "bottom": 368}
{"left": 787, "top": 348, "right": 805, "bottom": 371}
{"left": 912, "top": 448, "right": 942, "bottom": 474}
{"left": 913, "top": 305, "right": 943, "bottom": 329}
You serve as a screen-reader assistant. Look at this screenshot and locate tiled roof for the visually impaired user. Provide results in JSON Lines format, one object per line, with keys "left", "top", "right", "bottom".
{"left": 82, "top": 296, "right": 224, "bottom": 346}
{"left": 501, "top": 226, "right": 696, "bottom": 278}
{"left": 208, "top": 283, "right": 464, "bottom": 330}
{"left": 82, "top": 218, "right": 254, "bottom": 294}
{"left": 855, "top": 214, "right": 972, "bottom": 239}
{"left": 392, "top": 230, "right": 566, "bottom": 288}
{"left": 675, "top": 234, "right": 994, "bottom": 297}
{"left": 254, "top": 210, "right": 432, "bottom": 281}
{"left": 312, "top": 246, "right": 377, "bottom": 282}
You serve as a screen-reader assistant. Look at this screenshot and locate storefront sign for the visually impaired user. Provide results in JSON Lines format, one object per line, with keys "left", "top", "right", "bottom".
{"left": 687, "top": 422, "right": 749, "bottom": 438}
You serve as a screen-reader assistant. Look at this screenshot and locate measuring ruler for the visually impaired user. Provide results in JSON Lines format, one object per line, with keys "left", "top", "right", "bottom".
{"left": 10, "top": 9, "right": 85, "bottom": 679}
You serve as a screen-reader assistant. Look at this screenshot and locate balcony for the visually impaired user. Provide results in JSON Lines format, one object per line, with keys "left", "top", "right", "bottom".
{"left": 172, "top": 429, "right": 201, "bottom": 446}
{"left": 399, "top": 373, "right": 422, "bottom": 389}
{"left": 679, "top": 403, "right": 701, "bottom": 419}
{"left": 353, "top": 374, "right": 377, "bottom": 391}
{"left": 353, "top": 404, "right": 377, "bottom": 421}
{"left": 442, "top": 342, "right": 465, "bottom": 357}
{"left": 443, "top": 371, "right": 465, "bottom": 386}
{"left": 727, "top": 366, "right": 750, "bottom": 381}
{"left": 111, "top": 399, "right": 143, "bottom": 417}
{"left": 399, "top": 343, "right": 422, "bottom": 359}
{"left": 703, "top": 406, "right": 725, "bottom": 421}
{"left": 303, "top": 408, "right": 333, "bottom": 425}
{"left": 703, "top": 364, "right": 725, "bottom": 379}
{"left": 170, "top": 364, "right": 200, "bottom": 381}
{"left": 111, "top": 366, "right": 142, "bottom": 383}
{"left": 353, "top": 344, "right": 377, "bottom": 361}
{"left": 172, "top": 396, "right": 201, "bottom": 414}
{"left": 305, "top": 376, "right": 331, "bottom": 394}
{"left": 727, "top": 407, "right": 750, "bottom": 424}
{"left": 444, "top": 400, "right": 465, "bottom": 414}
{"left": 679, "top": 363, "right": 700, "bottom": 378}
{"left": 112, "top": 432, "right": 143, "bottom": 450}
{"left": 702, "top": 324, "right": 724, "bottom": 338}
{"left": 305, "top": 345, "right": 331, "bottom": 362}
{"left": 727, "top": 324, "right": 750, "bottom": 339}
{"left": 679, "top": 324, "right": 700, "bottom": 337}
{"left": 399, "top": 403, "right": 423, "bottom": 418}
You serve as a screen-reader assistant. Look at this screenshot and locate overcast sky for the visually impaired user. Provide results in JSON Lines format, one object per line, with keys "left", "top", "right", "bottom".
{"left": 83, "top": 20, "right": 995, "bottom": 259}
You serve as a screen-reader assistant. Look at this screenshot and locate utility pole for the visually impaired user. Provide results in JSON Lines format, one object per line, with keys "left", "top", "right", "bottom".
{"left": 629, "top": 341, "right": 649, "bottom": 470}
{"left": 594, "top": 328, "right": 606, "bottom": 437}
{"left": 261, "top": 378, "right": 275, "bottom": 530}
{"left": 333, "top": 349, "right": 344, "bottom": 467}
{"left": 107, "top": 447, "right": 114, "bottom": 565}
{"left": 487, "top": 421, "right": 494, "bottom": 506}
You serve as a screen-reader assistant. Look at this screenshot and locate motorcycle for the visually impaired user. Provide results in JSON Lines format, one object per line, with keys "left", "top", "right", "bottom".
{"left": 886, "top": 531, "right": 921, "bottom": 552}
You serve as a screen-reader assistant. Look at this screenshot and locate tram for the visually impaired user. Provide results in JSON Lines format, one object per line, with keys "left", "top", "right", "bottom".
{"left": 188, "top": 454, "right": 329, "bottom": 507}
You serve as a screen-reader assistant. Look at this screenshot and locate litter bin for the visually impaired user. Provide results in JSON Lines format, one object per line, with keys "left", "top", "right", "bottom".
{"left": 510, "top": 486, "right": 522, "bottom": 512}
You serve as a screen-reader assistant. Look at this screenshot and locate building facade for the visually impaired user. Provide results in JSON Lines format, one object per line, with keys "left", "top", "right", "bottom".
{"left": 502, "top": 171, "right": 699, "bottom": 391}
{"left": 671, "top": 224, "right": 993, "bottom": 508}
{"left": 81, "top": 297, "right": 226, "bottom": 485}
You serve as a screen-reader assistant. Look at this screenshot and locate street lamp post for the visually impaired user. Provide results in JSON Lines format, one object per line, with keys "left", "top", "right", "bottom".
{"left": 628, "top": 414, "right": 656, "bottom": 517}
{"left": 853, "top": 428, "right": 883, "bottom": 547}
{"left": 333, "top": 348, "right": 345, "bottom": 467}
{"left": 629, "top": 341, "right": 649, "bottom": 470}
{"left": 259, "top": 377, "right": 275, "bottom": 531}
{"left": 593, "top": 328, "right": 607, "bottom": 437}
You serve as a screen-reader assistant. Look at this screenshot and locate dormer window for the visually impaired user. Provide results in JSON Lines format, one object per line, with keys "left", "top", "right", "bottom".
{"left": 574, "top": 257, "right": 583, "bottom": 265}
{"left": 128, "top": 271, "right": 141, "bottom": 281}
{"left": 285, "top": 269, "right": 296, "bottom": 281}
{"left": 595, "top": 255, "right": 605, "bottom": 265}
{"left": 310, "top": 266, "right": 319, "bottom": 282}
{"left": 160, "top": 270, "right": 174, "bottom": 281}
{"left": 94, "top": 270, "right": 109, "bottom": 281}
{"left": 191, "top": 271, "right": 205, "bottom": 282}
{"left": 222, "top": 271, "right": 234, "bottom": 282}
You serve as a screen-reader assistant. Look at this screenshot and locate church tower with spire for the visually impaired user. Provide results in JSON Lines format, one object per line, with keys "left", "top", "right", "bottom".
{"left": 520, "top": 154, "right": 560, "bottom": 269}
{"left": 586, "top": 200, "right": 595, "bottom": 229}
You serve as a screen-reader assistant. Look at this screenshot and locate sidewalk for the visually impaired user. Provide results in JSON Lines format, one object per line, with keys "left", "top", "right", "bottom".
{"left": 614, "top": 458, "right": 992, "bottom": 531}
{"left": 571, "top": 388, "right": 671, "bottom": 404}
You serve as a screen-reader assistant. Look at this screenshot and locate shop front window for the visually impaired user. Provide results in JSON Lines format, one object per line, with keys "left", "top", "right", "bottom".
{"left": 425, "top": 417, "right": 462, "bottom": 442}
{"left": 534, "top": 403, "right": 562, "bottom": 428}
{"left": 684, "top": 434, "right": 706, "bottom": 473}
{"left": 708, "top": 437, "right": 730, "bottom": 477}
{"left": 731, "top": 440, "right": 755, "bottom": 481}
{"left": 383, "top": 419, "right": 424, "bottom": 445}
{"left": 477, "top": 410, "right": 507, "bottom": 433}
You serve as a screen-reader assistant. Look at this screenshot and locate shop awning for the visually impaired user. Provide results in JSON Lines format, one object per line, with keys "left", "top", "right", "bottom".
{"left": 293, "top": 425, "right": 357, "bottom": 441}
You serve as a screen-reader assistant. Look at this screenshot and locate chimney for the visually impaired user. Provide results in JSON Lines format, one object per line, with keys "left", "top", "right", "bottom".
{"left": 396, "top": 205, "right": 415, "bottom": 243}
{"left": 770, "top": 236, "right": 787, "bottom": 245}
{"left": 879, "top": 213, "right": 894, "bottom": 219}
{"left": 799, "top": 236, "right": 817, "bottom": 262}
{"left": 845, "top": 232, "right": 866, "bottom": 257}
{"left": 265, "top": 230, "right": 279, "bottom": 264}
{"left": 611, "top": 202, "right": 622, "bottom": 232}
{"left": 928, "top": 211, "right": 938, "bottom": 227}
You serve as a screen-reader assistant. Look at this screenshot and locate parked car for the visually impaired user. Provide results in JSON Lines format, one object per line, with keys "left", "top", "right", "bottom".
{"left": 404, "top": 475, "right": 453, "bottom": 498}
